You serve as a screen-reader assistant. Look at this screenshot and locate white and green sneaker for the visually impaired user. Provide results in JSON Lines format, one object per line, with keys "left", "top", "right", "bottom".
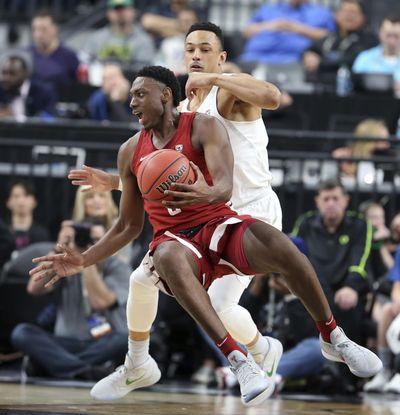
{"left": 258, "top": 337, "right": 283, "bottom": 397}
{"left": 90, "top": 354, "right": 161, "bottom": 400}
{"left": 228, "top": 350, "right": 272, "bottom": 406}
{"left": 320, "top": 327, "right": 382, "bottom": 378}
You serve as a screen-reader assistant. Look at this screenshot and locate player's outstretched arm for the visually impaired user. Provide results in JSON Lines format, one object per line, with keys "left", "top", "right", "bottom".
{"left": 68, "top": 165, "right": 120, "bottom": 192}
{"left": 31, "top": 136, "right": 144, "bottom": 287}
{"left": 185, "top": 72, "right": 281, "bottom": 111}
{"left": 29, "top": 244, "right": 85, "bottom": 287}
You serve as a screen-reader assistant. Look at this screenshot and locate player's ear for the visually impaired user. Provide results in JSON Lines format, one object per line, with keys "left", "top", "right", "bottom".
{"left": 161, "top": 87, "right": 171, "bottom": 104}
{"left": 218, "top": 51, "right": 227, "bottom": 67}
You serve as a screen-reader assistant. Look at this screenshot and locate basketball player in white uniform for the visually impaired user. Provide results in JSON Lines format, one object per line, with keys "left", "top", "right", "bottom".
{"left": 70, "top": 23, "right": 380, "bottom": 400}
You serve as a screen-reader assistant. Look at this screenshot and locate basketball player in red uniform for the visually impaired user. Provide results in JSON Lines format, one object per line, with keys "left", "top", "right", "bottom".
{"left": 30, "top": 66, "right": 382, "bottom": 406}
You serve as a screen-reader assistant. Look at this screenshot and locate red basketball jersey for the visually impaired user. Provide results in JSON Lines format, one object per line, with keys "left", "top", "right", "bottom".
{"left": 131, "top": 112, "right": 236, "bottom": 237}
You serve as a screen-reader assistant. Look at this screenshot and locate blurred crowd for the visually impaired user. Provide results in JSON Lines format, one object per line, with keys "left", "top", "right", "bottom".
{"left": 0, "top": 0, "right": 399, "bottom": 122}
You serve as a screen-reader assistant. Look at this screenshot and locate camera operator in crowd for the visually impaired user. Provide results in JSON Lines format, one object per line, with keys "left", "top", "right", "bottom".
{"left": 11, "top": 219, "right": 130, "bottom": 380}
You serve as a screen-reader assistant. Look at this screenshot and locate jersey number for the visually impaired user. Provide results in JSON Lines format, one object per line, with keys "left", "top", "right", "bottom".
{"left": 167, "top": 207, "right": 182, "bottom": 216}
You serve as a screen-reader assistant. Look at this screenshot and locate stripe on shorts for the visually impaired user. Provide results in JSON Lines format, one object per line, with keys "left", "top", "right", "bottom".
{"left": 164, "top": 231, "right": 203, "bottom": 258}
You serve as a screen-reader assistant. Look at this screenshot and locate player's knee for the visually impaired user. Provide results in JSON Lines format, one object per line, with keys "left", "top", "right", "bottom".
{"left": 153, "top": 243, "right": 188, "bottom": 282}
{"left": 210, "top": 293, "right": 235, "bottom": 313}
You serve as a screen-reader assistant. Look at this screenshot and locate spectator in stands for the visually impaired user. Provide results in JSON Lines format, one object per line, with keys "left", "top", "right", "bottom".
{"left": 2, "top": 180, "right": 50, "bottom": 252}
{"left": 87, "top": 64, "right": 131, "bottom": 122}
{"left": 381, "top": 213, "right": 400, "bottom": 271}
{"left": 29, "top": 10, "right": 80, "bottom": 89}
{"left": 364, "top": 242, "right": 400, "bottom": 393}
{"left": 352, "top": 15, "right": 400, "bottom": 96}
{"left": 72, "top": 186, "right": 118, "bottom": 231}
{"left": 11, "top": 219, "right": 130, "bottom": 380}
{"left": 72, "top": 185, "right": 133, "bottom": 265}
{"left": 0, "top": 54, "right": 56, "bottom": 120}
{"left": 291, "top": 179, "right": 372, "bottom": 349}
{"left": 302, "top": 0, "right": 377, "bottom": 84}
{"left": 82, "top": 0, "right": 155, "bottom": 69}
{"left": 142, "top": 0, "right": 205, "bottom": 42}
{"left": 156, "top": 7, "right": 199, "bottom": 75}
{"left": 332, "top": 118, "right": 391, "bottom": 181}
{"left": 239, "top": 0, "right": 335, "bottom": 64}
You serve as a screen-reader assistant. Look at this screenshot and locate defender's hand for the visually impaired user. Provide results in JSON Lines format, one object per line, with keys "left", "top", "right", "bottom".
{"left": 68, "top": 165, "right": 117, "bottom": 192}
{"left": 185, "top": 73, "right": 217, "bottom": 100}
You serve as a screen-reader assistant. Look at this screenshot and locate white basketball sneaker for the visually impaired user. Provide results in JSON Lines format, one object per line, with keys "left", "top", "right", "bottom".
{"left": 258, "top": 337, "right": 283, "bottom": 397}
{"left": 90, "top": 354, "right": 161, "bottom": 400}
{"left": 320, "top": 327, "right": 382, "bottom": 378}
{"left": 228, "top": 350, "right": 271, "bottom": 406}
{"left": 363, "top": 369, "right": 391, "bottom": 392}
{"left": 383, "top": 373, "right": 400, "bottom": 393}
{"left": 217, "top": 337, "right": 283, "bottom": 396}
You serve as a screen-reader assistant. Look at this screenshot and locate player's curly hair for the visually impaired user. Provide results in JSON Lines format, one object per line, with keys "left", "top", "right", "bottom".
{"left": 186, "top": 22, "right": 224, "bottom": 50}
{"left": 136, "top": 65, "right": 181, "bottom": 107}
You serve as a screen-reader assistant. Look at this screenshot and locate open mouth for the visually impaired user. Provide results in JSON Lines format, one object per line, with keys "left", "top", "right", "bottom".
{"left": 190, "top": 64, "right": 203, "bottom": 71}
{"left": 133, "top": 111, "right": 143, "bottom": 120}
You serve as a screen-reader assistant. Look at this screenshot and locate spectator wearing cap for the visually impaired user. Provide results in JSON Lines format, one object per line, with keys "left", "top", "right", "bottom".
{"left": 28, "top": 10, "right": 80, "bottom": 90}
{"left": 82, "top": 0, "right": 155, "bottom": 69}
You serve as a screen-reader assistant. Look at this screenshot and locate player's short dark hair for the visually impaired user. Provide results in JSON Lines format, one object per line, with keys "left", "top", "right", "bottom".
{"left": 136, "top": 66, "right": 181, "bottom": 107}
{"left": 186, "top": 22, "right": 224, "bottom": 50}
{"left": 317, "top": 178, "right": 347, "bottom": 195}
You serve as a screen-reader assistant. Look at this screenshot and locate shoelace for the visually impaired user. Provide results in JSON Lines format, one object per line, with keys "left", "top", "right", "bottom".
{"left": 232, "top": 358, "right": 262, "bottom": 386}
{"left": 108, "top": 364, "right": 127, "bottom": 379}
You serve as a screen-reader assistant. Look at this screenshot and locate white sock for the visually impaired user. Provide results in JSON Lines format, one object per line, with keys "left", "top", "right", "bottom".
{"left": 128, "top": 338, "right": 150, "bottom": 368}
{"left": 247, "top": 334, "right": 270, "bottom": 364}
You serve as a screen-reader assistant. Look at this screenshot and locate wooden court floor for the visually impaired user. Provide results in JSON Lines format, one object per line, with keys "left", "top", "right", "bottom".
{"left": 0, "top": 383, "right": 399, "bottom": 415}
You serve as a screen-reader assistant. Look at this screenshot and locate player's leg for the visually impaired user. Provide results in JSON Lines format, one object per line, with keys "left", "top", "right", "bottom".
{"left": 240, "top": 221, "right": 382, "bottom": 378}
{"left": 91, "top": 262, "right": 161, "bottom": 400}
{"left": 209, "top": 275, "right": 283, "bottom": 397}
{"left": 153, "top": 240, "right": 271, "bottom": 406}
{"left": 210, "top": 190, "right": 283, "bottom": 387}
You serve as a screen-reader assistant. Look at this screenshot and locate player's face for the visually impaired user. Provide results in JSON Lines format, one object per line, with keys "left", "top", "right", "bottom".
{"left": 129, "top": 77, "right": 165, "bottom": 130}
{"left": 184, "top": 30, "right": 226, "bottom": 74}
{"left": 315, "top": 187, "right": 349, "bottom": 222}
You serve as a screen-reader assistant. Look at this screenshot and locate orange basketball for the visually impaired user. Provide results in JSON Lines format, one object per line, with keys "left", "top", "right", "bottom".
{"left": 137, "top": 149, "right": 196, "bottom": 202}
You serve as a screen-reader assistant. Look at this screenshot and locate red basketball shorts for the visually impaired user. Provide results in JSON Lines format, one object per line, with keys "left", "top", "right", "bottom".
{"left": 146, "top": 215, "right": 259, "bottom": 294}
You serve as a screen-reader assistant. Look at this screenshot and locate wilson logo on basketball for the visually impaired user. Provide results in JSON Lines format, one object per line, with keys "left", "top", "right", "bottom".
{"left": 137, "top": 149, "right": 195, "bottom": 202}
{"left": 155, "top": 165, "right": 190, "bottom": 194}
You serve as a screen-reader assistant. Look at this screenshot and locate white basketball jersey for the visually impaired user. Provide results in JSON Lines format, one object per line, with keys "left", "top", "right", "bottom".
{"left": 181, "top": 85, "right": 272, "bottom": 210}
